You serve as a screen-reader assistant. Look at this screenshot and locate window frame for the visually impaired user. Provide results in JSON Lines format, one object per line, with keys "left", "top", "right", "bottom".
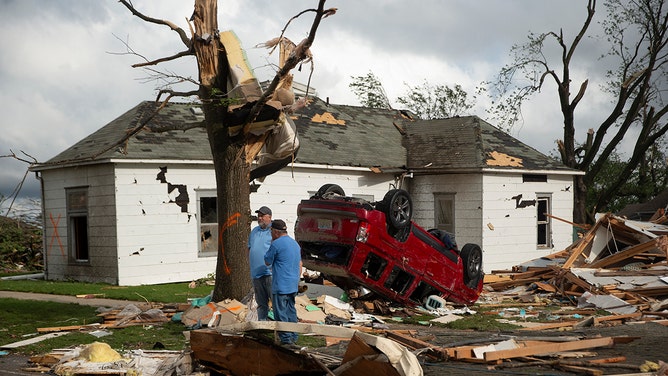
{"left": 434, "top": 192, "right": 456, "bottom": 233}
{"left": 66, "top": 187, "right": 90, "bottom": 263}
{"left": 197, "top": 190, "right": 218, "bottom": 257}
{"left": 536, "top": 194, "right": 552, "bottom": 248}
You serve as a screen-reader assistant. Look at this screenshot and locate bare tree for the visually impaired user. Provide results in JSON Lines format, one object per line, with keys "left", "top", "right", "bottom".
{"left": 485, "top": 0, "right": 668, "bottom": 224}
{"left": 119, "top": 0, "right": 334, "bottom": 301}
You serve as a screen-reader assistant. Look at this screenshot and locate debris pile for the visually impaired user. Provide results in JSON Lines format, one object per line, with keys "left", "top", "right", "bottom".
{"left": 483, "top": 213, "right": 668, "bottom": 322}
{"left": 7, "top": 213, "right": 668, "bottom": 375}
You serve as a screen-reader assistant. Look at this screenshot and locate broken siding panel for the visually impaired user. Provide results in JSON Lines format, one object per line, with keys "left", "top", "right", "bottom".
{"left": 115, "top": 164, "right": 216, "bottom": 285}
{"left": 481, "top": 173, "right": 574, "bottom": 272}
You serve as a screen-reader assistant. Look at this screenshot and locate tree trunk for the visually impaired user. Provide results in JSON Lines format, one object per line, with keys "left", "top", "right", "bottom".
{"left": 193, "top": 0, "right": 252, "bottom": 301}
{"left": 573, "top": 174, "right": 588, "bottom": 225}
{"left": 208, "top": 129, "right": 252, "bottom": 302}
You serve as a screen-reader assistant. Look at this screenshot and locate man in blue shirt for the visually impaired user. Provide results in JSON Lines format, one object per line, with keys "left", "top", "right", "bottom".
{"left": 264, "top": 219, "right": 302, "bottom": 345}
{"left": 248, "top": 206, "right": 273, "bottom": 321}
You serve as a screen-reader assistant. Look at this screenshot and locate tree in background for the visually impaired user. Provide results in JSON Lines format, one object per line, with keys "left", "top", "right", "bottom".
{"left": 484, "top": 0, "right": 668, "bottom": 224}
{"left": 587, "top": 145, "right": 668, "bottom": 214}
{"left": 349, "top": 73, "right": 475, "bottom": 119}
{"left": 397, "top": 81, "right": 474, "bottom": 119}
{"left": 348, "top": 71, "right": 392, "bottom": 109}
{"left": 118, "top": 0, "right": 334, "bottom": 301}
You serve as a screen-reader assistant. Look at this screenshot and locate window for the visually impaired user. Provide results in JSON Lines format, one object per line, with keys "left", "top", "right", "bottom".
{"left": 434, "top": 193, "right": 455, "bottom": 233}
{"left": 537, "top": 195, "right": 552, "bottom": 247}
{"left": 66, "top": 187, "right": 89, "bottom": 262}
{"left": 198, "top": 191, "right": 218, "bottom": 256}
{"left": 523, "top": 174, "right": 548, "bottom": 183}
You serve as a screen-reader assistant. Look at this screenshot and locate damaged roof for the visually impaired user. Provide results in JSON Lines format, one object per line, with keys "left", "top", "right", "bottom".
{"left": 405, "top": 116, "right": 576, "bottom": 173}
{"left": 291, "top": 97, "right": 408, "bottom": 169}
{"left": 35, "top": 98, "right": 409, "bottom": 170}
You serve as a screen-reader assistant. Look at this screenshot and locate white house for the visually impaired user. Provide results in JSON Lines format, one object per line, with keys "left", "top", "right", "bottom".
{"left": 30, "top": 98, "right": 580, "bottom": 285}
{"left": 404, "top": 117, "right": 582, "bottom": 272}
{"left": 30, "top": 99, "right": 407, "bottom": 285}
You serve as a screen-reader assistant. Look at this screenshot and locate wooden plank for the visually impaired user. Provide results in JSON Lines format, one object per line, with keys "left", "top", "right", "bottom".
{"left": 519, "top": 321, "right": 580, "bottom": 331}
{"left": 483, "top": 337, "right": 615, "bottom": 362}
{"left": 556, "top": 363, "right": 603, "bottom": 375}
{"left": 587, "top": 236, "right": 666, "bottom": 269}
{"left": 593, "top": 312, "right": 641, "bottom": 325}
{"left": 561, "top": 269, "right": 594, "bottom": 291}
{"left": 563, "top": 216, "right": 606, "bottom": 268}
{"left": 37, "top": 323, "right": 113, "bottom": 333}
{"left": 0, "top": 332, "right": 70, "bottom": 349}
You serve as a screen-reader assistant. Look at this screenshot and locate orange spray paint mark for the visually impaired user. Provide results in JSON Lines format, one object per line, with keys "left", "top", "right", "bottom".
{"left": 218, "top": 212, "right": 241, "bottom": 275}
{"left": 48, "top": 213, "right": 65, "bottom": 258}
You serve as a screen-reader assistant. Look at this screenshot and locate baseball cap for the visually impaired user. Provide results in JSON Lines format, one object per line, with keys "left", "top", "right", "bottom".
{"left": 271, "top": 219, "right": 287, "bottom": 231}
{"left": 255, "top": 206, "right": 272, "bottom": 216}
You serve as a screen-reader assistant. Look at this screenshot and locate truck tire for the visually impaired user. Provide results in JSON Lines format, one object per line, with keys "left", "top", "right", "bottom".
{"left": 380, "top": 189, "right": 412, "bottom": 231}
{"left": 314, "top": 184, "right": 345, "bottom": 198}
{"left": 460, "top": 243, "right": 483, "bottom": 288}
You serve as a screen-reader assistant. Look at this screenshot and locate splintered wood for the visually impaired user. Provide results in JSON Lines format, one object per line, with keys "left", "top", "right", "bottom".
{"left": 484, "top": 213, "right": 668, "bottom": 321}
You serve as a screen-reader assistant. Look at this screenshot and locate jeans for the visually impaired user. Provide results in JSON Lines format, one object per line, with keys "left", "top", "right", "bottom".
{"left": 252, "top": 275, "right": 272, "bottom": 321}
{"left": 272, "top": 292, "right": 298, "bottom": 344}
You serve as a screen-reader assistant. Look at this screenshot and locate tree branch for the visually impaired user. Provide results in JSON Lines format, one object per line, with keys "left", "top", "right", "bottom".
{"left": 241, "top": 0, "right": 334, "bottom": 136}
{"left": 117, "top": 0, "right": 192, "bottom": 48}
{"left": 132, "top": 50, "right": 194, "bottom": 68}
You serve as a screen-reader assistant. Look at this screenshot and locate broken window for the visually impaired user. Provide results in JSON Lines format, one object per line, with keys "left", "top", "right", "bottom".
{"left": 198, "top": 191, "right": 218, "bottom": 256}
{"left": 66, "top": 187, "right": 89, "bottom": 262}
{"left": 383, "top": 266, "right": 415, "bottom": 295}
{"left": 361, "top": 252, "right": 387, "bottom": 280}
{"left": 409, "top": 281, "right": 441, "bottom": 305}
{"left": 434, "top": 193, "right": 455, "bottom": 233}
{"left": 537, "top": 195, "right": 552, "bottom": 248}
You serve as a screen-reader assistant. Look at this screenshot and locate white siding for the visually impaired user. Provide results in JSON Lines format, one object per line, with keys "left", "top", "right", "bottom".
{"left": 40, "top": 164, "right": 118, "bottom": 284}
{"left": 41, "top": 159, "right": 575, "bottom": 285}
{"left": 481, "top": 173, "right": 574, "bottom": 272}
{"left": 409, "top": 174, "right": 484, "bottom": 249}
{"left": 408, "top": 172, "right": 574, "bottom": 274}
{"left": 113, "top": 162, "right": 396, "bottom": 285}
{"left": 114, "top": 163, "right": 216, "bottom": 285}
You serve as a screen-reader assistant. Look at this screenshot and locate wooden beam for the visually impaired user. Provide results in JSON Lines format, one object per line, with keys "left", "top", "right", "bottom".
{"left": 483, "top": 337, "right": 615, "bottom": 362}
{"left": 587, "top": 236, "right": 667, "bottom": 269}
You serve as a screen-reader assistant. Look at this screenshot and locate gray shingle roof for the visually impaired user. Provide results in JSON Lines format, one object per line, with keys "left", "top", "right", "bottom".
{"left": 36, "top": 98, "right": 409, "bottom": 169}
{"left": 292, "top": 98, "right": 408, "bottom": 168}
{"left": 405, "top": 116, "right": 574, "bottom": 172}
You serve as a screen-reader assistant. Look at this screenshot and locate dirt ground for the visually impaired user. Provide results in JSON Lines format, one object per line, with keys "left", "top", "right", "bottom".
{"left": 413, "top": 321, "right": 668, "bottom": 375}
{"left": 311, "top": 321, "right": 668, "bottom": 376}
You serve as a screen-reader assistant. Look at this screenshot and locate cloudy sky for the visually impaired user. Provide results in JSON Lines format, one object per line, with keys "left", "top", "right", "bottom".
{"left": 0, "top": 0, "right": 616, "bottom": 206}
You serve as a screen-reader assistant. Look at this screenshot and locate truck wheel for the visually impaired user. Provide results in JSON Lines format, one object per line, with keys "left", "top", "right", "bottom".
{"left": 314, "top": 184, "right": 345, "bottom": 198}
{"left": 381, "top": 189, "right": 412, "bottom": 230}
{"left": 460, "top": 244, "right": 483, "bottom": 288}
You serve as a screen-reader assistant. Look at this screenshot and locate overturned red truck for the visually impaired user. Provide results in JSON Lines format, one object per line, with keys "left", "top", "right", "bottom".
{"left": 294, "top": 184, "right": 484, "bottom": 307}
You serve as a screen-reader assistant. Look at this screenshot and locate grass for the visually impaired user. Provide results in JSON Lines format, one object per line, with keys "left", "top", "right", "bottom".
{"left": 0, "top": 277, "right": 215, "bottom": 356}
{"left": 0, "top": 278, "right": 214, "bottom": 303}
{"left": 0, "top": 276, "right": 522, "bottom": 358}
{"left": 0, "top": 278, "right": 327, "bottom": 356}
{"left": 0, "top": 298, "right": 191, "bottom": 355}
{"left": 400, "top": 311, "right": 522, "bottom": 331}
